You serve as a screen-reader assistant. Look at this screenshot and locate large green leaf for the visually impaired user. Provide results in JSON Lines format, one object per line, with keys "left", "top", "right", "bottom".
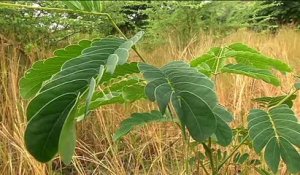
{"left": 24, "top": 32, "right": 144, "bottom": 163}
{"left": 139, "top": 61, "right": 219, "bottom": 142}
{"left": 20, "top": 40, "right": 92, "bottom": 99}
{"left": 213, "top": 105, "right": 233, "bottom": 146}
{"left": 248, "top": 105, "right": 300, "bottom": 173}
{"left": 58, "top": 93, "right": 80, "bottom": 164}
{"left": 113, "top": 110, "right": 176, "bottom": 141}
{"left": 222, "top": 64, "right": 280, "bottom": 86}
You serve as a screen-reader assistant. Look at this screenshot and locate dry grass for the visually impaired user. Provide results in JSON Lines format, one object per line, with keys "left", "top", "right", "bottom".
{"left": 0, "top": 28, "right": 299, "bottom": 175}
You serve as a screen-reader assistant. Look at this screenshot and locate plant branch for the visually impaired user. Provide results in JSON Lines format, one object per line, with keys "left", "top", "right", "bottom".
{"left": 202, "top": 141, "right": 216, "bottom": 175}
{"left": 271, "top": 89, "right": 298, "bottom": 109}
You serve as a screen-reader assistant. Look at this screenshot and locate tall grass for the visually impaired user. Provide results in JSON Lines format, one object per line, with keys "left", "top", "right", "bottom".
{"left": 0, "top": 28, "right": 299, "bottom": 174}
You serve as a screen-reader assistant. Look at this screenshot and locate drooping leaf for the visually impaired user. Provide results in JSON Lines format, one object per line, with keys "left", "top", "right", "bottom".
{"left": 252, "top": 94, "right": 297, "bottom": 108}
{"left": 58, "top": 94, "right": 80, "bottom": 165}
{"left": 213, "top": 105, "right": 233, "bottom": 146}
{"left": 248, "top": 105, "right": 300, "bottom": 173}
{"left": 113, "top": 110, "right": 176, "bottom": 141}
{"left": 85, "top": 77, "right": 97, "bottom": 117}
{"left": 222, "top": 64, "right": 281, "bottom": 86}
{"left": 24, "top": 32, "right": 144, "bottom": 163}
{"left": 139, "top": 61, "right": 219, "bottom": 142}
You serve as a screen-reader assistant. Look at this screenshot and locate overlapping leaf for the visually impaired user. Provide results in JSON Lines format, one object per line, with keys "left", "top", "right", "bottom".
{"left": 20, "top": 40, "right": 92, "bottom": 99}
{"left": 139, "top": 61, "right": 223, "bottom": 142}
{"left": 77, "top": 78, "right": 146, "bottom": 119}
{"left": 24, "top": 31, "right": 144, "bottom": 163}
{"left": 248, "top": 105, "right": 300, "bottom": 173}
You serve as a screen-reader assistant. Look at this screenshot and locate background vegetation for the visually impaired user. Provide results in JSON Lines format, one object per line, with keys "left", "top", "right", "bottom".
{"left": 0, "top": 1, "right": 299, "bottom": 174}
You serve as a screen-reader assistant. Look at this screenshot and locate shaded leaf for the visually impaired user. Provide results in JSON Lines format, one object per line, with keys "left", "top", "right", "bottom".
{"left": 248, "top": 105, "right": 300, "bottom": 173}
{"left": 252, "top": 94, "right": 297, "bottom": 108}
{"left": 24, "top": 32, "right": 144, "bottom": 163}
{"left": 113, "top": 110, "right": 176, "bottom": 141}
{"left": 213, "top": 105, "right": 233, "bottom": 146}
{"left": 139, "top": 61, "right": 218, "bottom": 142}
{"left": 58, "top": 94, "right": 80, "bottom": 165}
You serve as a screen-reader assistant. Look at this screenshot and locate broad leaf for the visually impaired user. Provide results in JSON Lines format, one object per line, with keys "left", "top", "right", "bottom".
{"left": 58, "top": 94, "right": 80, "bottom": 164}
{"left": 113, "top": 110, "right": 176, "bottom": 141}
{"left": 222, "top": 64, "right": 280, "bottom": 86}
{"left": 248, "top": 105, "right": 300, "bottom": 173}
{"left": 139, "top": 61, "right": 218, "bottom": 142}
{"left": 20, "top": 40, "right": 92, "bottom": 99}
{"left": 253, "top": 94, "right": 297, "bottom": 108}
{"left": 213, "top": 105, "right": 233, "bottom": 146}
{"left": 24, "top": 32, "right": 144, "bottom": 163}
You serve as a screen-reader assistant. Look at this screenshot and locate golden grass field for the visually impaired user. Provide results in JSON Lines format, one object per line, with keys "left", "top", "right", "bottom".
{"left": 0, "top": 28, "right": 299, "bottom": 174}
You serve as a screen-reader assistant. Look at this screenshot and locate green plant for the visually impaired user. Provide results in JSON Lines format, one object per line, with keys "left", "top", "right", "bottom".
{"left": 17, "top": 1, "right": 300, "bottom": 174}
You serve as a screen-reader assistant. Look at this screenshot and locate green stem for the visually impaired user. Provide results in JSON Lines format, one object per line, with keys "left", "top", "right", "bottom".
{"left": 213, "top": 47, "right": 225, "bottom": 75}
{"left": 202, "top": 141, "right": 216, "bottom": 175}
{"left": 217, "top": 134, "right": 249, "bottom": 172}
{"left": 0, "top": 2, "right": 147, "bottom": 62}
{"left": 184, "top": 136, "right": 190, "bottom": 174}
{"left": 271, "top": 89, "right": 298, "bottom": 109}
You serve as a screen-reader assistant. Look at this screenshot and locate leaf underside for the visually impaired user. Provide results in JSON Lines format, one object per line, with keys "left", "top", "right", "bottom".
{"left": 24, "top": 32, "right": 144, "bottom": 163}
{"left": 139, "top": 61, "right": 233, "bottom": 143}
